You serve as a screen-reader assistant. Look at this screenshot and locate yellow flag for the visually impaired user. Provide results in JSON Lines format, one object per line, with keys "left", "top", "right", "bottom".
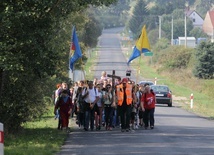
{"left": 135, "top": 25, "right": 151, "bottom": 53}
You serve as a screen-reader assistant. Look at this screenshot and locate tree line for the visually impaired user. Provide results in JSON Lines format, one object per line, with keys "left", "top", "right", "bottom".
{"left": 0, "top": 0, "right": 117, "bottom": 133}
{"left": 1, "top": 0, "right": 213, "bottom": 134}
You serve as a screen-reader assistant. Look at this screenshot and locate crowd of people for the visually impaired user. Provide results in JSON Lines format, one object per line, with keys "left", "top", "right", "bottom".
{"left": 53, "top": 71, "right": 156, "bottom": 133}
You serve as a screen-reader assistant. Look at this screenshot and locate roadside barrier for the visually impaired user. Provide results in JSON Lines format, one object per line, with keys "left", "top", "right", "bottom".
{"left": 190, "top": 93, "right": 194, "bottom": 109}
{"left": 154, "top": 77, "right": 157, "bottom": 85}
{"left": 0, "top": 123, "right": 3, "bottom": 155}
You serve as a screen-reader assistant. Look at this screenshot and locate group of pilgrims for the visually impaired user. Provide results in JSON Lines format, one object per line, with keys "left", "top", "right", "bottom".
{"left": 53, "top": 71, "right": 156, "bottom": 133}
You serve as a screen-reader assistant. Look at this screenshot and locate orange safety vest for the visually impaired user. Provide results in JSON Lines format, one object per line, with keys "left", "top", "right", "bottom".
{"left": 116, "top": 83, "right": 133, "bottom": 106}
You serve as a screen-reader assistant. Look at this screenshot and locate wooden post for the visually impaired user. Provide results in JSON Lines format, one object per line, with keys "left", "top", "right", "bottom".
{"left": 107, "top": 70, "right": 121, "bottom": 107}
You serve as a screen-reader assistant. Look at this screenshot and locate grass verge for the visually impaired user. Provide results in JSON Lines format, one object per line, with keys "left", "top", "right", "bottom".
{"left": 128, "top": 48, "right": 214, "bottom": 119}
{"left": 84, "top": 48, "right": 99, "bottom": 80}
{"left": 4, "top": 48, "right": 98, "bottom": 155}
{"left": 4, "top": 107, "right": 67, "bottom": 155}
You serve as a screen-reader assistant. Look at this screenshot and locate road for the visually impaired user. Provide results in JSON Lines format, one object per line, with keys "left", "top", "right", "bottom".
{"left": 93, "top": 27, "right": 133, "bottom": 80}
{"left": 56, "top": 28, "right": 214, "bottom": 155}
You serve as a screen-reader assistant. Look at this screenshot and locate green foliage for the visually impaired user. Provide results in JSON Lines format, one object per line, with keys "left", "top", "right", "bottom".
{"left": 152, "top": 0, "right": 194, "bottom": 10}
{"left": 128, "top": 0, "right": 149, "bottom": 39}
{"left": 153, "top": 46, "right": 194, "bottom": 71}
{"left": 92, "top": 0, "right": 131, "bottom": 28}
{"left": 4, "top": 107, "right": 67, "bottom": 155}
{"left": 0, "top": 0, "right": 117, "bottom": 133}
{"left": 148, "top": 29, "right": 159, "bottom": 45}
{"left": 194, "top": 42, "right": 214, "bottom": 79}
{"left": 190, "top": 27, "right": 209, "bottom": 39}
{"left": 152, "top": 38, "right": 169, "bottom": 52}
{"left": 161, "top": 13, "right": 194, "bottom": 40}
{"left": 82, "top": 14, "right": 102, "bottom": 48}
{"left": 195, "top": 0, "right": 214, "bottom": 18}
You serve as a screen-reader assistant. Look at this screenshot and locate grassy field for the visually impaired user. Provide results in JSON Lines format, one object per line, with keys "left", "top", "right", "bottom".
{"left": 125, "top": 43, "right": 214, "bottom": 119}
{"left": 4, "top": 49, "right": 98, "bottom": 155}
{"left": 4, "top": 107, "right": 67, "bottom": 155}
{"left": 85, "top": 48, "right": 99, "bottom": 80}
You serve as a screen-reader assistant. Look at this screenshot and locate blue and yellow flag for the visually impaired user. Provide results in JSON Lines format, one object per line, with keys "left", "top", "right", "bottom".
{"left": 127, "top": 25, "right": 151, "bottom": 65}
{"left": 69, "top": 26, "right": 82, "bottom": 72}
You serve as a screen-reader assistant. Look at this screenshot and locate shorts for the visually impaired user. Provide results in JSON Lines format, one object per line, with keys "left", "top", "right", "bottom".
{"left": 94, "top": 104, "right": 100, "bottom": 115}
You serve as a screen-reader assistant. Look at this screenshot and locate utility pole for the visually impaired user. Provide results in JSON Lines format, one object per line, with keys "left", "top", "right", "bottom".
{"left": 171, "top": 16, "right": 174, "bottom": 45}
{"left": 184, "top": 13, "right": 187, "bottom": 48}
{"left": 212, "top": 28, "right": 214, "bottom": 43}
{"left": 159, "top": 16, "right": 162, "bottom": 39}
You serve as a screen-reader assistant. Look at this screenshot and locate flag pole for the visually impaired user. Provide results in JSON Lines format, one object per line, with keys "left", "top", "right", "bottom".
{"left": 80, "top": 57, "right": 86, "bottom": 81}
{"left": 137, "top": 53, "right": 141, "bottom": 84}
{"left": 69, "top": 25, "right": 74, "bottom": 82}
{"left": 69, "top": 25, "right": 83, "bottom": 83}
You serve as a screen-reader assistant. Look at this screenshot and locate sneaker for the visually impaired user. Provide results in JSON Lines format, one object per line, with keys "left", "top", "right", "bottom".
{"left": 102, "top": 122, "right": 105, "bottom": 127}
{"left": 135, "top": 125, "right": 139, "bottom": 129}
{"left": 66, "top": 128, "right": 71, "bottom": 133}
{"left": 84, "top": 128, "right": 88, "bottom": 131}
{"left": 150, "top": 126, "right": 154, "bottom": 129}
{"left": 126, "top": 128, "right": 130, "bottom": 132}
{"left": 131, "top": 125, "right": 135, "bottom": 130}
{"left": 121, "top": 129, "right": 125, "bottom": 132}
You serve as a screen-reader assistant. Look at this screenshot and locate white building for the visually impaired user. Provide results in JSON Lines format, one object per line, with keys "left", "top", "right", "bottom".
{"left": 178, "top": 37, "right": 196, "bottom": 48}
{"left": 186, "top": 10, "right": 204, "bottom": 28}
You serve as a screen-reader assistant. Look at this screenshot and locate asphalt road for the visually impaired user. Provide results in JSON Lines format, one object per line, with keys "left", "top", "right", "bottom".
{"left": 56, "top": 27, "right": 214, "bottom": 155}
{"left": 93, "top": 27, "right": 133, "bottom": 80}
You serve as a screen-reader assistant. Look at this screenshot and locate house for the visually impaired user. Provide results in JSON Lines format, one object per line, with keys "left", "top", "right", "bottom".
{"left": 185, "top": 9, "right": 204, "bottom": 28}
{"left": 202, "top": 10, "right": 214, "bottom": 37}
{"left": 178, "top": 37, "right": 196, "bottom": 48}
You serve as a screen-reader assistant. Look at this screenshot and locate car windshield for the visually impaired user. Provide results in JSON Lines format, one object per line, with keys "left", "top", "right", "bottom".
{"left": 139, "top": 81, "right": 154, "bottom": 86}
{"left": 151, "top": 86, "right": 169, "bottom": 92}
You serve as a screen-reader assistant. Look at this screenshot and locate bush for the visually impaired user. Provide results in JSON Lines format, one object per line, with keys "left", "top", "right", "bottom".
{"left": 194, "top": 42, "right": 214, "bottom": 79}
{"left": 153, "top": 46, "right": 194, "bottom": 71}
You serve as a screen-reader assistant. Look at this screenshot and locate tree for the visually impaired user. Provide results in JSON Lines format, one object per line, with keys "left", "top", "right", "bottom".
{"left": 194, "top": 42, "right": 214, "bottom": 79}
{"left": 195, "top": 0, "right": 214, "bottom": 18}
{"left": 161, "top": 13, "right": 194, "bottom": 40}
{"left": 92, "top": 0, "right": 131, "bottom": 28}
{"left": 128, "top": 0, "right": 149, "bottom": 39}
{"left": 0, "top": 0, "right": 117, "bottom": 133}
{"left": 190, "top": 27, "right": 209, "bottom": 39}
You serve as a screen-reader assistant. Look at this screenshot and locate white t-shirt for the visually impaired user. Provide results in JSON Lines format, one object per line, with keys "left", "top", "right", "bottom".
{"left": 72, "top": 86, "right": 78, "bottom": 102}
{"left": 82, "top": 87, "right": 98, "bottom": 103}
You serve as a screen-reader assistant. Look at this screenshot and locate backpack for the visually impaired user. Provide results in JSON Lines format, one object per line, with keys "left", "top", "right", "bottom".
{"left": 84, "top": 87, "right": 97, "bottom": 96}
{"left": 77, "top": 93, "right": 85, "bottom": 112}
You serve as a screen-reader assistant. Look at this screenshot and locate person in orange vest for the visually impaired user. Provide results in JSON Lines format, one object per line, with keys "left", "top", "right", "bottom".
{"left": 140, "top": 84, "right": 156, "bottom": 129}
{"left": 116, "top": 78, "right": 134, "bottom": 132}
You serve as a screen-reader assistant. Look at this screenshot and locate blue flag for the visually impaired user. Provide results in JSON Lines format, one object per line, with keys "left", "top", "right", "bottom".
{"left": 127, "top": 25, "right": 151, "bottom": 65}
{"left": 127, "top": 46, "right": 141, "bottom": 65}
{"left": 69, "top": 26, "right": 82, "bottom": 71}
